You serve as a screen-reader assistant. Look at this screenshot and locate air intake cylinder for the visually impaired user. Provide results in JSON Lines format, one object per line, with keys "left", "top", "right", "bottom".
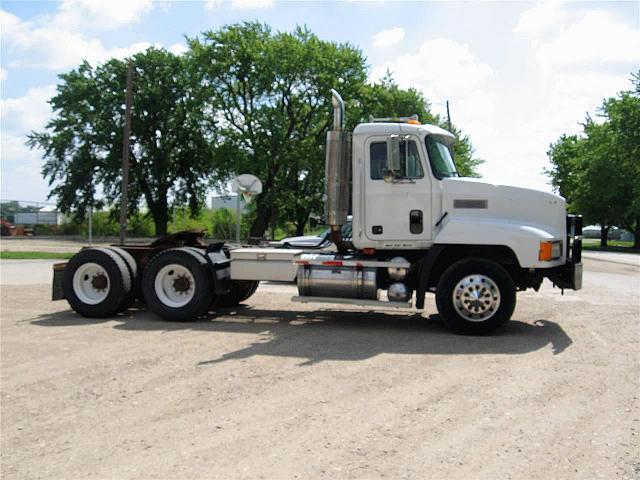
{"left": 325, "top": 89, "right": 351, "bottom": 250}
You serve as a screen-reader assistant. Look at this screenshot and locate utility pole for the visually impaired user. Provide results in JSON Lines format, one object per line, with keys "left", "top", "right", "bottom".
{"left": 119, "top": 61, "right": 134, "bottom": 244}
{"left": 88, "top": 204, "right": 93, "bottom": 246}
{"left": 235, "top": 193, "right": 241, "bottom": 244}
{"left": 446, "top": 100, "right": 452, "bottom": 132}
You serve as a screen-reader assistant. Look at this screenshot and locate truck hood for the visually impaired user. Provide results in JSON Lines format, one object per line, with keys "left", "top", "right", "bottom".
{"left": 440, "top": 178, "right": 566, "bottom": 239}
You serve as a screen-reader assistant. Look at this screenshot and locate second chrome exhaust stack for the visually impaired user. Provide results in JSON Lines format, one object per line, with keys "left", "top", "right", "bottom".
{"left": 325, "top": 89, "right": 351, "bottom": 252}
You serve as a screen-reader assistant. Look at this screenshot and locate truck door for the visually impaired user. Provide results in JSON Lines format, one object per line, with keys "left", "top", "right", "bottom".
{"left": 364, "top": 135, "right": 432, "bottom": 243}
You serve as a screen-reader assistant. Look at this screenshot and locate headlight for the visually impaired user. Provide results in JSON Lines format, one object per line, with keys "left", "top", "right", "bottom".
{"left": 539, "top": 241, "right": 562, "bottom": 261}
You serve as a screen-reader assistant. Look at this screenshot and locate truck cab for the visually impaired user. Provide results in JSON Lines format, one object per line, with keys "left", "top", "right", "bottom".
{"left": 351, "top": 121, "right": 570, "bottom": 271}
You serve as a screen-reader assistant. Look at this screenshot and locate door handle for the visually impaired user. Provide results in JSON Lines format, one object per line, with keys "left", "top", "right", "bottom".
{"left": 410, "top": 210, "right": 423, "bottom": 234}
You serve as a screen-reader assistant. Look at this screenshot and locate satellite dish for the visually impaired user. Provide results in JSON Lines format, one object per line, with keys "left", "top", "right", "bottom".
{"left": 231, "top": 174, "right": 262, "bottom": 203}
{"left": 230, "top": 174, "right": 262, "bottom": 243}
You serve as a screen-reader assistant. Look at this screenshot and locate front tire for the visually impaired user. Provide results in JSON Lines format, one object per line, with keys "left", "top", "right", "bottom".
{"left": 142, "top": 248, "right": 212, "bottom": 322}
{"left": 436, "top": 258, "right": 516, "bottom": 335}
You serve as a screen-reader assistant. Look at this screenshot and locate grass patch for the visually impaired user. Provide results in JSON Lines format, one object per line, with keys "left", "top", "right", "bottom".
{"left": 582, "top": 239, "right": 638, "bottom": 254}
{"left": 0, "top": 251, "right": 75, "bottom": 260}
{"left": 582, "top": 239, "right": 634, "bottom": 247}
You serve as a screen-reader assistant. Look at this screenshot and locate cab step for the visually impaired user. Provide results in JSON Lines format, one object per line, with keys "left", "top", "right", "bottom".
{"left": 290, "top": 296, "right": 413, "bottom": 309}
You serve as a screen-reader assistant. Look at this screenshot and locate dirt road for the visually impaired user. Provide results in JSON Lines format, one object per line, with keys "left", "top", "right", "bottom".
{"left": 1, "top": 255, "right": 638, "bottom": 479}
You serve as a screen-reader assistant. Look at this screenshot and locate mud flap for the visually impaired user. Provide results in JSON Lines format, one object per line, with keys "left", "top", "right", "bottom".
{"left": 51, "top": 262, "right": 67, "bottom": 300}
{"left": 205, "top": 250, "right": 231, "bottom": 295}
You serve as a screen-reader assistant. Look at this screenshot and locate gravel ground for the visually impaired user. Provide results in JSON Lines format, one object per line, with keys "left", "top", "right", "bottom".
{"left": 0, "top": 256, "right": 638, "bottom": 479}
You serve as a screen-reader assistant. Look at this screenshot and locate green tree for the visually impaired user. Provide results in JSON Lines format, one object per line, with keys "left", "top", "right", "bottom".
{"left": 548, "top": 121, "right": 627, "bottom": 247}
{"left": 189, "top": 22, "right": 367, "bottom": 239}
{"left": 602, "top": 73, "right": 640, "bottom": 248}
{"left": 546, "top": 134, "right": 582, "bottom": 200}
{"left": 546, "top": 71, "right": 640, "bottom": 248}
{"left": 28, "top": 48, "right": 215, "bottom": 235}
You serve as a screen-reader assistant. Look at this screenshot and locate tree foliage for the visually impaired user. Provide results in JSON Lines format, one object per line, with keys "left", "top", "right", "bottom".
{"left": 28, "top": 48, "right": 214, "bottom": 235}
{"left": 31, "top": 23, "right": 484, "bottom": 239}
{"left": 546, "top": 71, "right": 640, "bottom": 248}
{"left": 189, "top": 23, "right": 368, "bottom": 239}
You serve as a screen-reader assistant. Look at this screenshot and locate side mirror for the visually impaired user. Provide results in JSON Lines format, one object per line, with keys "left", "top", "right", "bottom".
{"left": 387, "top": 135, "right": 401, "bottom": 171}
{"left": 385, "top": 135, "right": 401, "bottom": 182}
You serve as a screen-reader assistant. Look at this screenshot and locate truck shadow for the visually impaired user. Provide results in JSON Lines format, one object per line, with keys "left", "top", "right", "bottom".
{"left": 31, "top": 304, "right": 572, "bottom": 363}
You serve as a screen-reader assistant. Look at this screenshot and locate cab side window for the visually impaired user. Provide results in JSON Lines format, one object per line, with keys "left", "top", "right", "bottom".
{"left": 370, "top": 140, "right": 424, "bottom": 180}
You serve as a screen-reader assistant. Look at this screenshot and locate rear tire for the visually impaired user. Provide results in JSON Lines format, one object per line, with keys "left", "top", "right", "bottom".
{"left": 214, "top": 280, "right": 259, "bottom": 308}
{"left": 63, "top": 248, "right": 132, "bottom": 318}
{"left": 142, "top": 248, "right": 212, "bottom": 322}
{"left": 435, "top": 258, "right": 516, "bottom": 335}
{"left": 106, "top": 246, "right": 139, "bottom": 310}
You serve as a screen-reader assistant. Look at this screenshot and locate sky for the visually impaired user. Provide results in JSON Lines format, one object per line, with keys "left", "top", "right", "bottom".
{"left": 1, "top": 0, "right": 639, "bottom": 205}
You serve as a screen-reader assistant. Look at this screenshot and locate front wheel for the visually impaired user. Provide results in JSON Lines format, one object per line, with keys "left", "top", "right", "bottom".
{"left": 436, "top": 258, "right": 516, "bottom": 335}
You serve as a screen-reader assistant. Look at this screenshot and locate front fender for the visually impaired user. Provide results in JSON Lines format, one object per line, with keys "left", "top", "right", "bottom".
{"left": 433, "top": 217, "right": 565, "bottom": 268}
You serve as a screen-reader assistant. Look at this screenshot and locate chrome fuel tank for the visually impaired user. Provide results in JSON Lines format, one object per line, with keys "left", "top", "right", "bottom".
{"left": 297, "top": 265, "right": 377, "bottom": 300}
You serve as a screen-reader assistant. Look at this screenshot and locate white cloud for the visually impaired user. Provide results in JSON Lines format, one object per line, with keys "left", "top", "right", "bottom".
{"left": 0, "top": 68, "right": 7, "bottom": 81}
{"left": 371, "top": 38, "right": 492, "bottom": 97}
{"left": 204, "top": 0, "right": 223, "bottom": 10}
{"left": 204, "top": 0, "right": 273, "bottom": 10}
{"left": 169, "top": 43, "right": 189, "bottom": 55}
{"left": 0, "top": 85, "right": 59, "bottom": 201}
{"left": 0, "top": 131, "right": 52, "bottom": 202}
{"left": 513, "top": 1, "right": 567, "bottom": 38}
{"left": 515, "top": 3, "right": 640, "bottom": 72}
{"left": 107, "top": 41, "right": 162, "bottom": 61}
{"left": 231, "top": 0, "right": 273, "bottom": 9}
{"left": 534, "top": 11, "right": 640, "bottom": 72}
{"left": 54, "top": 0, "right": 153, "bottom": 31}
{"left": 372, "top": 27, "right": 405, "bottom": 48}
{"left": 479, "top": 3, "right": 639, "bottom": 190}
{"left": 1, "top": 84, "right": 57, "bottom": 132}
{"left": 0, "top": 5, "right": 156, "bottom": 70}
{"left": 371, "top": 38, "right": 494, "bottom": 144}
{"left": 370, "top": 3, "right": 638, "bottom": 193}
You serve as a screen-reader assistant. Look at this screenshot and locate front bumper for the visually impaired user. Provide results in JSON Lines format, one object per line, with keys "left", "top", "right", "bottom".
{"left": 547, "top": 214, "right": 583, "bottom": 290}
{"left": 549, "top": 260, "right": 582, "bottom": 290}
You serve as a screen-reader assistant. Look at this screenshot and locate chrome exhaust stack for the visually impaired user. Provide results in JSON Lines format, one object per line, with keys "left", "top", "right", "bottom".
{"left": 332, "top": 88, "right": 345, "bottom": 131}
{"left": 325, "top": 89, "right": 351, "bottom": 252}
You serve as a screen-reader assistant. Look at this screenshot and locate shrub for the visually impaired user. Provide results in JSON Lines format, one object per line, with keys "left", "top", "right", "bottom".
{"left": 129, "top": 214, "right": 155, "bottom": 237}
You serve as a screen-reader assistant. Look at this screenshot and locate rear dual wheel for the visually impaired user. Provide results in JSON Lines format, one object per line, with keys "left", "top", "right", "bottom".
{"left": 142, "top": 248, "right": 213, "bottom": 322}
{"left": 107, "top": 246, "right": 139, "bottom": 309}
{"left": 63, "top": 248, "right": 132, "bottom": 318}
{"left": 213, "top": 280, "right": 259, "bottom": 309}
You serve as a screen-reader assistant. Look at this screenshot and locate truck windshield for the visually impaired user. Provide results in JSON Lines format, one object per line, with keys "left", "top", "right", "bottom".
{"left": 426, "top": 135, "right": 458, "bottom": 178}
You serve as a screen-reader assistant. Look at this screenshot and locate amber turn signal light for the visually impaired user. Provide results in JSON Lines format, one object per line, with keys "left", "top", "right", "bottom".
{"left": 539, "top": 241, "right": 562, "bottom": 261}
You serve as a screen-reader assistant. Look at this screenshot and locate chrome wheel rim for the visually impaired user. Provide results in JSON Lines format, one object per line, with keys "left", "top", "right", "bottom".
{"left": 154, "top": 264, "right": 195, "bottom": 308}
{"left": 453, "top": 274, "right": 501, "bottom": 322}
{"left": 72, "top": 262, "right": 110, "bottom": 305}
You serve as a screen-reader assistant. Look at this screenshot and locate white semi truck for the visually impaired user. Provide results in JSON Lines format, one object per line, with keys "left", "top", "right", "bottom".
{"left": 52, "top": 90, "right": 583, "bottom": 334}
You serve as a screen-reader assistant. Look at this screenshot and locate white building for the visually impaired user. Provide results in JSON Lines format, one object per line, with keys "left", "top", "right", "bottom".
{"left": 14, "top": 205, "right": 62, "bottom": 225}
